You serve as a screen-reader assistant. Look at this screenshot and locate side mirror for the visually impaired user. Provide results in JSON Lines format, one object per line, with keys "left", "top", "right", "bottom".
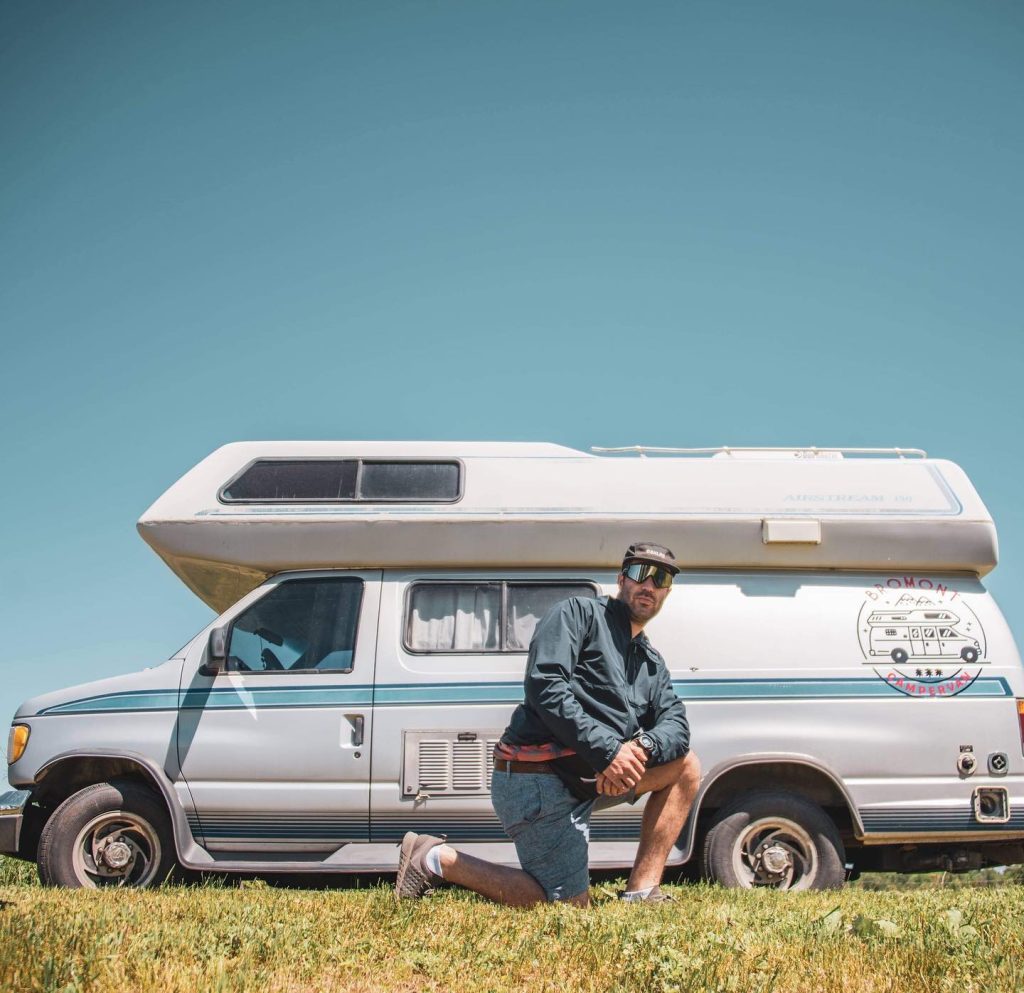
{"left": 200, "top": 625, "right": 228, "bottom": 676}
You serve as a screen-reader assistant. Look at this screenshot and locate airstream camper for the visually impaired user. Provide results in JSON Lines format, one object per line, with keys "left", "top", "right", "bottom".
{"left": 2, "top": 442, "right": 1023, "bottom": 890}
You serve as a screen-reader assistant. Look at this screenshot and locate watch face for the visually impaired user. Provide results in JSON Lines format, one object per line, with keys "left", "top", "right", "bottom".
{"left": 639, "top": 733, "right": 655, "bottom": 751}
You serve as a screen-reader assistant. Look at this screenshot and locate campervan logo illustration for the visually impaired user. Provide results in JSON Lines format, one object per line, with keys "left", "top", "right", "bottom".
{"left": 857, "top": 578, "right": 986, "bottom": 697}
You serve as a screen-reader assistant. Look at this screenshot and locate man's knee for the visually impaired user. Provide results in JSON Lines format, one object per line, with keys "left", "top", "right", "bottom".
{"left": 681, "top": 751, "right": 701, "bottom": 785}
{"left": 659, "top": 749, "right": 700, "bottom": 782}
{"left": 641, "top": 750, "right": 701, "bottom": 796}
{"left": 667, "top": 751, "right": 701, "bottom": 793}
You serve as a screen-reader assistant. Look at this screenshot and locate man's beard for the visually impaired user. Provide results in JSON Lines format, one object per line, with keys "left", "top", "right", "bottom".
{"left": 623, "top": 588, "right": 659, "bottom": 623}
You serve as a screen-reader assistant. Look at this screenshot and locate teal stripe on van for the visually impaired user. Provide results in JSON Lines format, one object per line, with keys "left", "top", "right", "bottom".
{"left": 37, "top": 675, "right": 1012, "bottom": 716}
{"left": 375, "top": 683, "right": 522, "bottom": 706}
{"left": 671, "top": 677, "right": 1012, "bottom": 700}
{"left": 39, "top": 684, "right": 376, "bottom": 715}
{"left": 180, "top": 685, "right": 375, "bottom": 710}
{"left": 39, "top": 690, "right": 182, "bottom": 715}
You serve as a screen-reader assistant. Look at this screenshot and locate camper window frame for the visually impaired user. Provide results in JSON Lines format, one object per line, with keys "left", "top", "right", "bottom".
{"left": 217, "top": 457, "right": 465, "bottom": 505}
{"left": 402, "top": 579, "right": 599, "bottom": 655}
{"left": 223, "top": 575, "right": 366, "bottom": 675}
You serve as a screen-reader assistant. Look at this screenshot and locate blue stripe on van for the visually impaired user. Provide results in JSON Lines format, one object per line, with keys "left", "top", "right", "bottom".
{"left": 375, "top": 682, "right": 522, "bottom": 705}
{"left": 671, "top": 677, "right": 1012, "bottom": 700}
{"left": 860, "top": 806, "right": 1024, "bottom": 834}
{"left": 180, "top": 685, "right": 375, "bottom": 710}
{"left": 38, "top": 684, "right": 378, "bottom": 715}
{"left": 185, "top": 806, "right": 1024, "bottom": 845}
{"left": 189, "top": 811, "right": 370, "bottom": 841}
{"left": 184, "top": 809, "right": 643, "bottom": 844}
{"left": 36, "top": 675, "right": 1013, "bottom": 715}
{"left": 38, "top": 690, "right": 183, "bottom": 715}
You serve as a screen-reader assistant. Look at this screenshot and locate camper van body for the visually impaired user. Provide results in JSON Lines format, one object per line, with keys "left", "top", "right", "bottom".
{"left": 3, "top": 442, "right": 1023, "bottom": 889}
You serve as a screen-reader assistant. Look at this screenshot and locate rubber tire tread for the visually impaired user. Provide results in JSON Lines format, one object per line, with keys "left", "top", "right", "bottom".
{"left": 702, "top": 789, "right": 845, "bottom": 890}
{"left": 37, "top": 780, "right": 175, "bottom": 889}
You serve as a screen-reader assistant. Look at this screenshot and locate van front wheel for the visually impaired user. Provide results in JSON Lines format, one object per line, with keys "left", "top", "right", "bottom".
{"left": 37, "top": 780, "right": 175, "bottom": 889}
{"left": 702, "top": 791, "right": 845, "bottom": 890}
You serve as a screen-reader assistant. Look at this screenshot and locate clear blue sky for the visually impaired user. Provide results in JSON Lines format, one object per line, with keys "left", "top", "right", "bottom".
{"left": 2, "top": 1, "right": 1023, "bottom": 782}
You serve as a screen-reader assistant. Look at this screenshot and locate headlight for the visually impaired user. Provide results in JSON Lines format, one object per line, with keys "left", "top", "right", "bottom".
{"left": 7, "top": 725, "right": 29, "bottom": 764}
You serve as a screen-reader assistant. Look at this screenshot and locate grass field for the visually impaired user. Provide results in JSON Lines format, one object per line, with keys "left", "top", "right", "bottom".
{"left": 1, "top": 856, "right": 1022, "bottom": 993}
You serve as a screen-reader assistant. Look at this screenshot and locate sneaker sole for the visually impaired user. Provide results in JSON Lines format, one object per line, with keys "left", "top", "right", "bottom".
{"left": 395, "top": 832, "right": 434, "bottom": 900}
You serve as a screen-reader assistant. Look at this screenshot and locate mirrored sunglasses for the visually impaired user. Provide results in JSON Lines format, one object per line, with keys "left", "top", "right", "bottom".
{"left": 623, "top": 562, "right": 674, "bottom": 589}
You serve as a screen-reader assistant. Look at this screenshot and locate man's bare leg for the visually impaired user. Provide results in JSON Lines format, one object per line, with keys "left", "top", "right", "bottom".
{"left": 626, "top": 751, "right": 701, "bottom": 892}
{"left": 436, "top": 847, "right": 588, "bottom": 907}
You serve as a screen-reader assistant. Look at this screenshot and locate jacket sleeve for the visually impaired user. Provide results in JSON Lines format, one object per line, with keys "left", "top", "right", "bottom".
{"left": 523, "top": 598, "right": 623, "bottom": 773}
{"left": 645, "top": 658, "right": 690, "bottom": 764}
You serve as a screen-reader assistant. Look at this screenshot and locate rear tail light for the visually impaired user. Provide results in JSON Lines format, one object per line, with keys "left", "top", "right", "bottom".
{"left": 1017, "top": 700, "right": 1024, "bottom": 755}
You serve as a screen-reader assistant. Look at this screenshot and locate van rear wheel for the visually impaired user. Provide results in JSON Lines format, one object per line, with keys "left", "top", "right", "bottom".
{"left": 37, "top": 780, "right": 174, "bottom": 889}
{"left": 702, "top": 791, "right": 845, "bottom": 890}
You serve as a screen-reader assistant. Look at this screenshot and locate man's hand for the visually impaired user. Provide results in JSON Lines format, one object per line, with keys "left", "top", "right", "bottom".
{"left": 598, "top": 741, "right": 648, "bottom": 795}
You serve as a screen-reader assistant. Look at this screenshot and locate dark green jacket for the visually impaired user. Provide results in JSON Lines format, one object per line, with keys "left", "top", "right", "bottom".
{"left": 502, "top": 595, "right": 690, "bottom": 773}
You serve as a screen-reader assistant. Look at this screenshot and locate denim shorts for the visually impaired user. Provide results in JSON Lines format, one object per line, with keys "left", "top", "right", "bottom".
{"left": 490, "top": 770, "right": 597, "bottom": 902}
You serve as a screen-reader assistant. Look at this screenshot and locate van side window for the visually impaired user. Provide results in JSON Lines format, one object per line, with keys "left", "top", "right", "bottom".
{"left": 406, "top": 582, "right": 597, "bottom": 653}
{"left": 220, "top": 459, "right": 460, "bottom": 503}
{"left": 506, "top": 585, "right": 597, "bottom": 650}
{"left": 227, "top": 578, "right": 363, "bottom": 673}
{"left": 406, "top": 584, "right": 501, "bottom": 651}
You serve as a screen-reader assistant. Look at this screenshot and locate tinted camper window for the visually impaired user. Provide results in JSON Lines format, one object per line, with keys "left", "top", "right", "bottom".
{"left": 221, "top": 459, "right": 461, "bottom": 503}
{"left": 360, "top": 461, "right": 459, "bottom": 500}
{"left": 223, "top": 460, "right": 358, "bottom": 501}
{"left": 406, "top": 582, "right": 597, "bottom": 653}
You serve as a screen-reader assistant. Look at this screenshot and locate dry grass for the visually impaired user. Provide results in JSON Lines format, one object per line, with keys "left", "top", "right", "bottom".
{"left": 1, "top": 857, "right": 1021, "bottom": 993}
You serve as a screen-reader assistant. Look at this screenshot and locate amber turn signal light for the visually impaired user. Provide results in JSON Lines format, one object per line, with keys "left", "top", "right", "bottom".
{"left": 7, "top": 725, "right": 29, "bottom": 765}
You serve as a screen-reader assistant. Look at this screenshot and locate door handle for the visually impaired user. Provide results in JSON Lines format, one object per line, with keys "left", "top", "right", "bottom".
{"left": 346, "top": 714, "right": 365, "bottom": 747}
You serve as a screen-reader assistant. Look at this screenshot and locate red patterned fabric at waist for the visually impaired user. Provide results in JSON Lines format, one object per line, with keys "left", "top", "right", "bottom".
{"left": 494, "top": 740, "right": 576, "bottom": 762}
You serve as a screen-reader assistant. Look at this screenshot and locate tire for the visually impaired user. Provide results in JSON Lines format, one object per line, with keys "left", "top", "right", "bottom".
{"left": 960, "top": 646, "right": 979, "bottom": 663}
{"left": 702, "top": 790, "right": 845, "bottom": 890}
{"left": 890, "top": 648, "right": 908, "bottom": 664}
{"left": 37, "top": 780, "right": 175, "bottom": 889}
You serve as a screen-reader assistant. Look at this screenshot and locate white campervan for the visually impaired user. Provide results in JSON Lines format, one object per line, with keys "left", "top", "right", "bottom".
{"left": 2, "top": 442, "right": 1022, "bottom": 890}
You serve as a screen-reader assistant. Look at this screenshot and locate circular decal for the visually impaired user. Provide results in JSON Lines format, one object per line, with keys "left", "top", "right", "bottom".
{"left": 858, "top": 577, "right": 986, "bottom": 697}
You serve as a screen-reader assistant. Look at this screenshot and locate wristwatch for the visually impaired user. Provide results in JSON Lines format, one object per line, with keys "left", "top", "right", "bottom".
{"left": 635, "top": 731, "right": 656, "bottom": 760}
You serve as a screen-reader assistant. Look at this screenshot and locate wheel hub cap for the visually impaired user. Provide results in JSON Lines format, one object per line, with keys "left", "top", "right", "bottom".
{"left": 98, "top": 839, "right": 133, "bottom": 870}
{"left": 759, "top": 844, "right": 792, "bottom": 875}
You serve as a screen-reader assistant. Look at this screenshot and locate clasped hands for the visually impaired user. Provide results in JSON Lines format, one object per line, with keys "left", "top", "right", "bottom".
{"left": 596, "top": 740, "right": 648, "bottom": 796}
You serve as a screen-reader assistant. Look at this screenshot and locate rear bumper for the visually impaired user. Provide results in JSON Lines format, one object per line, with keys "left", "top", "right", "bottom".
{"left": 0, "top": 790, "right": 29, "bottom": 856}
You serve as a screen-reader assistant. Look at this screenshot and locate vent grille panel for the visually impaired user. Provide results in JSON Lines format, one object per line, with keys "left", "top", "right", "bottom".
{"left": 404, "top": 730, "right": 504, "bottom": 797}
{"left": 418, "top": 739, "right": 453, "bottom": 792}
{"left": 453, "top": 740, "right": 486, "bottom": 791}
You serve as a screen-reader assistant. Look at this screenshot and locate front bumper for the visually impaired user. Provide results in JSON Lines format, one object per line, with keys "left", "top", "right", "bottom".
{"left": 0, "top": 790, "right": 29, "bottom": 856}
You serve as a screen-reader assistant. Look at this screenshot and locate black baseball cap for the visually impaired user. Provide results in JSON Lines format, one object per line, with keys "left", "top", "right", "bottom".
{"left": 621, "top": 542, "right": 680, "bottom": 575}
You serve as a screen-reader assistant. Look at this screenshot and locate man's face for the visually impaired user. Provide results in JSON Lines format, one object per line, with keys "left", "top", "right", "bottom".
{"left": 616, "top": 566, "right": 672, "bottom": 626}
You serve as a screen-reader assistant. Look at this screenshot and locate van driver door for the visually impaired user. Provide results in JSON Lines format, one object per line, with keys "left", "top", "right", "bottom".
{"left": 176, "top": 573, "right": 380, "bottom": 853}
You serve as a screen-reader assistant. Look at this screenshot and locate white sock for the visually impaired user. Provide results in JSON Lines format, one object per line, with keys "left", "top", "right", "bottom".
{"left": 424, "top": 844, "right": 444, "bottom": 878}
{"left": 620, "top": 886, "right": 655, "bottom": 901}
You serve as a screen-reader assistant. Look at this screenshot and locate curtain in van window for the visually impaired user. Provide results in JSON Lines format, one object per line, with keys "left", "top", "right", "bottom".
{"left": 506, "top": 584, "right": 597, "bottom": 651}
{"left": 408, "top": 584, "right": 500, "bottom": 651}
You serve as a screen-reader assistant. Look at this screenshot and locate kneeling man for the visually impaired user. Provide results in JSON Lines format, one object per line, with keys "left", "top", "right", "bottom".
{"left": 396, "top": 542, "right": 701, "bottom": 906}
